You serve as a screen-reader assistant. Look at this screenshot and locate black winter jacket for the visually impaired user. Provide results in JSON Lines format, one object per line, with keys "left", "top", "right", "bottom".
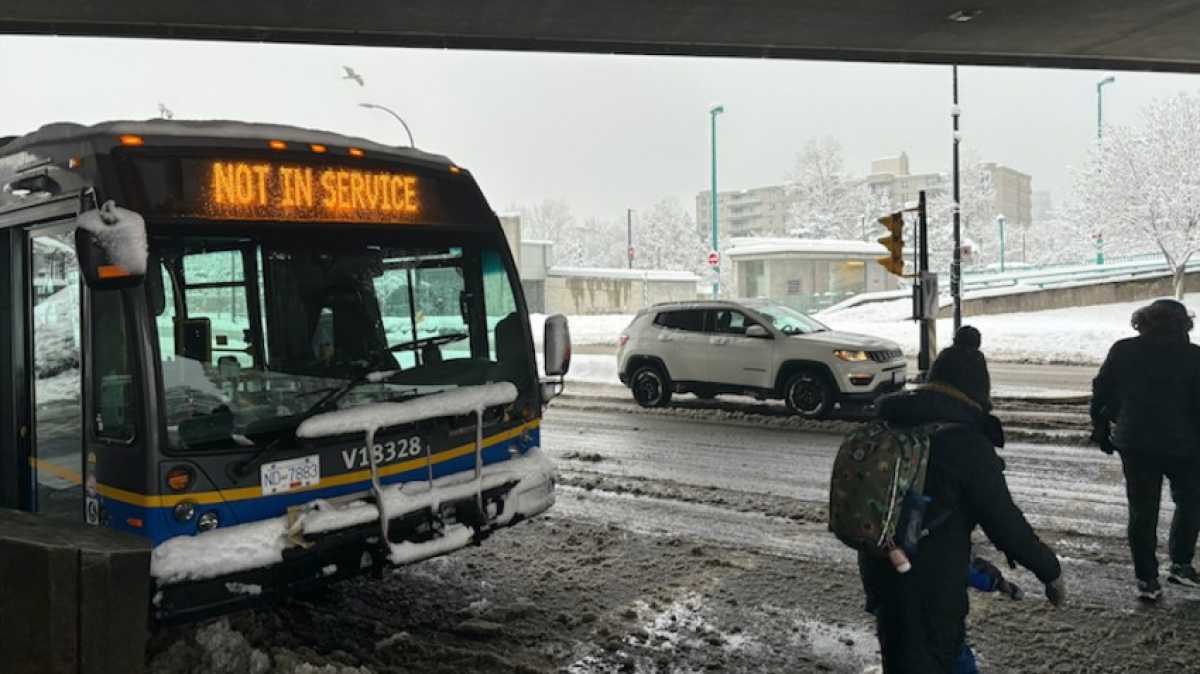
{"left": 858, "top": 386, "right": 1062, "bottom": 673}
{"left": 1091, "top": 335, "right": 1200, "bottom": 457}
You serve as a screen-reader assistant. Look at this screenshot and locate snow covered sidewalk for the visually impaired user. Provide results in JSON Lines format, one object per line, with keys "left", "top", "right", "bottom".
{"left": 819, "top": 293, "right": 1200, "bottom": 366}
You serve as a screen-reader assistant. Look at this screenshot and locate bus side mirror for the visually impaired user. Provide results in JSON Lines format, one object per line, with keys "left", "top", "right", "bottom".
{"left": 75, "top": 200, "right": 148, "bottom": 290}
{"left": 543, "top": 314, "right": 571, "bottom": 377}
{"left": 541, "top": 314, "right": 570, "bottom": 403}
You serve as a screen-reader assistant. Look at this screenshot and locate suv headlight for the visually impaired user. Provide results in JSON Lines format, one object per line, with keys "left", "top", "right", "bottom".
{"left": 834, "top": 349, "right": 870, "bottom": 362}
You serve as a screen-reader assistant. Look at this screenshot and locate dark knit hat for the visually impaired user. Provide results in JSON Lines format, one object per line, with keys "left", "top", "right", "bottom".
{"left": 928, "top": 326, "right": 992, "bottom": 411}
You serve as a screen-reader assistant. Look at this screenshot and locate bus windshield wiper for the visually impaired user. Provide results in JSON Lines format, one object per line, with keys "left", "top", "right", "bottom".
{"left": 232, "top": 368, "right": 407, "bottom": 477}
{"left": 388, "top": 332, "right": 468, "bottom": 352}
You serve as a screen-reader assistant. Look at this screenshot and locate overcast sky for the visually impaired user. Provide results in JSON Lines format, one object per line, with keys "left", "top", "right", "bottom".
{"left": 2, "top": 35, "right": 1198, "bottom": 225}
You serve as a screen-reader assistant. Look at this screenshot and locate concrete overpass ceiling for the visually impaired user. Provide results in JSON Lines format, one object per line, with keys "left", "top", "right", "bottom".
{"left": 3, "top": 1, "right": 1200, "bottom": 72}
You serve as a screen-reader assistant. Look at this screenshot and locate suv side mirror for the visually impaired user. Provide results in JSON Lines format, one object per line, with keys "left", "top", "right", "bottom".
{"left": 746, "top": 324, "right": 771, "bottom": 339}
{"left": 75, "top": 198, "right": 148, "bottom": 290}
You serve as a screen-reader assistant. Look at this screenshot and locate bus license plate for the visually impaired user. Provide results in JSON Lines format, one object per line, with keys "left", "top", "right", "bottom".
{"left": 261, "top": 455, "right": 321, "bottom": 495}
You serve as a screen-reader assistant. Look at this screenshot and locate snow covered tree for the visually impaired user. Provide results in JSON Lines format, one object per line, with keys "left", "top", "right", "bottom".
{"left": 516, "top": 199, "right": 621, "bottom": 268}
{"left": 635, "top": 198, "right": 706, "bottom": 271}
{"left": 785, "top": 137, "right": 859, "bottom": 239}
{"left": 926, "top": 153, "right": 996, "bottom": 273}
{"left": 1071, "top": 92, "right": 1200, "bottom": 298}
{"left": 519, "top": 198, "right": 576, "bottom": 243}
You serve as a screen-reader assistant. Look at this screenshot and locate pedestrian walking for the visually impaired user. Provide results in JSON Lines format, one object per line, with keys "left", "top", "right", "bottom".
{"left": 855, "top": 326, "right": 1064, "bottom": 673}
{"left": 1091, "top": 298, "right": 1200, "bottom": 601}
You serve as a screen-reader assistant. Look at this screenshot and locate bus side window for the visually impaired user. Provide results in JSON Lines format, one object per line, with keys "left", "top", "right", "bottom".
{"left": 156, "top": 262, "right": 177, "bottom": 359}
{"left": 481, "top": 249, "right": 527, "bottom": 381}
{"left": 182, "top": 249, "right": 251, "bottom": 367}
{"left": 92, "top": 290, "right": 137, "bottom": 441}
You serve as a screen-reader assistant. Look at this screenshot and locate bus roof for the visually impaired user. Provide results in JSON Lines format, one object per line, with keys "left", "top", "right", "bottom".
{"left": 0, "top": 119, "right": 454, "bottom": 166}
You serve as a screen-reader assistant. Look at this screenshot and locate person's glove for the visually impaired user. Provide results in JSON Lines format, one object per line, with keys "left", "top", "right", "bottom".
{"left": 1090, "top": 427, "right": 1116, "bottom": 455}
{"left": 1044, "top": 576, "right": 1067, "bottom": 607}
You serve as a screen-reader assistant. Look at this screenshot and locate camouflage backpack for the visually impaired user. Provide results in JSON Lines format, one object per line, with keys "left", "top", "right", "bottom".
{"left": 828, "top": 421, "right": 958, "bottom": 561}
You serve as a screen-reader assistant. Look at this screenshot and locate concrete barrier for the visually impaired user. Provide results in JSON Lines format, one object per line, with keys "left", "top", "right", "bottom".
{"left": 0, "top": 508, "right": 151, "bottom": 674}
{"left": 938, "top": 268, "right": 1200, "bottom": 318}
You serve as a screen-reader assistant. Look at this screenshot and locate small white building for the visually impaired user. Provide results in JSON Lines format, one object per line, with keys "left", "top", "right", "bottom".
{"left": 726, "top": 238, "right": 903, "bottom": 313}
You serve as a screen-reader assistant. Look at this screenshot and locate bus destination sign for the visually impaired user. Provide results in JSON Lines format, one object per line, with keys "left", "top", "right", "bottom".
{"left": 200, "top": 160, "right": 424, "bottom": 223}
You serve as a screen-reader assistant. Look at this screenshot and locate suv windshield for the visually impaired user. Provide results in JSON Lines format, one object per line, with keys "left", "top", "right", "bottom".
{"left": 744, "top": 301, "right": 829, "bottom": 336}
{"left": 149, "top": 229, "right": 530, "bottom": 451}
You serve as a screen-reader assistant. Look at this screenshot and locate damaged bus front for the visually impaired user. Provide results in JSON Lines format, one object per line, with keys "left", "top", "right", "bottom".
{"left": 0, "top": 121, "right": 569, "bottom": 623}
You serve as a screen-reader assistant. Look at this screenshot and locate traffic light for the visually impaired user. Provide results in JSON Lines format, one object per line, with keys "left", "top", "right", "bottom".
{"left": 876, "top": 212, "right": 905, "bottom": 276}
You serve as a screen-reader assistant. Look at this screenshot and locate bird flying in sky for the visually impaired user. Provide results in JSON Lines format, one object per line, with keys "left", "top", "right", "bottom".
{"left": 342, "top": 66, "right": 365, "bottom": 86}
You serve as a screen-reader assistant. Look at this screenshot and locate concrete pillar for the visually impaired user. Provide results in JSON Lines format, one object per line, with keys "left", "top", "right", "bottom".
{"left": 0, "top": 509, "right": 151, "bottom": 674}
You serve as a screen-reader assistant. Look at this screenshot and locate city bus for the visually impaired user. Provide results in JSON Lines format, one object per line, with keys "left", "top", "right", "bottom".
{"left": 0, "top": 120, "right": 569, "bottom": 622}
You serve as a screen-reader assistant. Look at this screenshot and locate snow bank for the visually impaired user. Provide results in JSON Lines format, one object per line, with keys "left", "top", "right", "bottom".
{"left": 530, "top": 314, "right": 633, "bottom": 347}
{"left": 150, "top": 447, "right": 556, "bottom": 584}
{"left": 820, "top": 293, "right": 1200, "bottom": 365}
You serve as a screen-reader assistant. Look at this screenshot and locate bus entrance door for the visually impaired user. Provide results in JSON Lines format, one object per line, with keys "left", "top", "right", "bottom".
{"left": 28, "top": 224, "right": 85, "bottom": 521}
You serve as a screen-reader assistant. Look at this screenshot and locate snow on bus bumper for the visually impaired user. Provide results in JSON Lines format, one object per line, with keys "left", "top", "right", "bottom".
{"left": 150, "top": 448, "right": 555, "bottom": 622}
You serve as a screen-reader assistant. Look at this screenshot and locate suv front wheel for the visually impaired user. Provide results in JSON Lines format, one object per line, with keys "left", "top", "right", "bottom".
{"left": 784, "top": 371, "right": 833, "bottom": 419}
{"left": 631, "top": 364, "right": 673, "bottom": 408}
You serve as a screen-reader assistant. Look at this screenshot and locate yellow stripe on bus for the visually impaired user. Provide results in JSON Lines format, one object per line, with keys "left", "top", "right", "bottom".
{"left": 97, "top": 419, "right": 539, "bottom": 509}
{"left": 30, "top": 458, "right": 83, "bottom": 485}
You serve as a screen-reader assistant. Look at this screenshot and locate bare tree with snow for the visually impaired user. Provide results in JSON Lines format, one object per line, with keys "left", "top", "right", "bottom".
{"left": 927, "top": 153, "right": 996, "bottom": 272}
{"left": 785, "top": 137, "right": 860, "bottom": 240}
{"left": 1072, "top": 92, "right": 1200, "bottom": 299}
{"left": 636, "top": 198, "right": 706, "bottom": 271}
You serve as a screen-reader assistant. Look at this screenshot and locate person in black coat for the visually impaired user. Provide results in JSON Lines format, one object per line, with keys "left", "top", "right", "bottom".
{"left": 860, "top": 326, "right": 1064, "bottom": 673}
{"left": 1091, "top": 298, "right": 1200, "bottom": 600}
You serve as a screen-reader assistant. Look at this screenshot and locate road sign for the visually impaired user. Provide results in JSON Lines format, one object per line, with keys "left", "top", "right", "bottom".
{"left": 707, "top": 251, "right": 720, "bottom": 267}
{"left": 628, "top": 247, "right": 635, "bottom": 260}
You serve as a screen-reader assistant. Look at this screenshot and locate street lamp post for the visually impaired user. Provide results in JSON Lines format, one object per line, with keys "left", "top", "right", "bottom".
{"left": 951, "top": 65, "right": 963, "bottom": 332}
{"left": 709, "top": 104, "right": 725, "bottom": 299}
{"left": 359, "top": 102, "right": 416, "bottom": 147}
{"left": 627, "top": 208, "right": 634, "bottom": 269}
{"left": 996, "top": 214, "right": 1007, "bottom": 272}
{"left": 1097, "top": 75, "right": 1115, "bottom": 141}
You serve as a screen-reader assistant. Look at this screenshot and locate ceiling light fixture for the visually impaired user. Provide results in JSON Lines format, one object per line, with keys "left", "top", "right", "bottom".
{"left": 947, "top": 9, "right": 983, "bottom": 22}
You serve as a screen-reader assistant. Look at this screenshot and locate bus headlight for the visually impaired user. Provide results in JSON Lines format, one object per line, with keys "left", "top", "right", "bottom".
{"left": 197, "top": 511, "right": 220, "bottom": 532}
{"left": 173, "top": 500, "right": 197, "bottom": 523}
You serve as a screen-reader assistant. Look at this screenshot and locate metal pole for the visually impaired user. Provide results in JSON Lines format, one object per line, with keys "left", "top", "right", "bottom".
{"left": 951, "top": 66, "right": 963, "bottom": 333}
{"left": 710, "top": 105, "right": 724, "bottom": 299}
{"left": 627, "top": 208, "right": 633, "bottom": 269}
{"left": 1097, "top": 76, "right": 1115, "bottom": 142}
{"left": 998, "top": 215, "right": 1006, "bottom": 272}
{"left": 918, "top": 190, "right": 933, "bottom": 378}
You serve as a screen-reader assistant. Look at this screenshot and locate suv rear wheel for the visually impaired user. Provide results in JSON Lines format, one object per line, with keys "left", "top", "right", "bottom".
{"left": 784, "top": 370, "right": 833, "bottom": 419}
{"left": 631, "top": 364, "right": 672, "bottom": 408}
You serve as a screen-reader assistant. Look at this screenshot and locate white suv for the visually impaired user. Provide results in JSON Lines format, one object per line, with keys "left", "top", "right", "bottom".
{"left": 617, "top": 299, "right": 906, "bottom": 418}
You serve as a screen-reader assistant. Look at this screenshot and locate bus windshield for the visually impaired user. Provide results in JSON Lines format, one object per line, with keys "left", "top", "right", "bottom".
{"left": 149, "top": 229, "right": 531, "bottom": 451}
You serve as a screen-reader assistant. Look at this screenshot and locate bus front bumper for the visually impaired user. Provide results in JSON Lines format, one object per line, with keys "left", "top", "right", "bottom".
{"left": 152, "top": 451, "right": 556, "bottom": 624}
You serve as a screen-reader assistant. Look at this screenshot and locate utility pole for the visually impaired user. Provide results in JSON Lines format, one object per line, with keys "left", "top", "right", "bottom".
{"left": 917, "top": 191, "right": 937, "bottom": 379}
{"left": 951, "top": 65, "right": 963, "bottom": 333}
{"left": 1097, "top": 75, "right": 1115, "bottom": 142}
{"left": 709, "top": 105, "right": 725, "bottom": 299}
{"left": 997, "top": 214, "right": 1007, "bottom": 272}
{"left": 626, "top": 208, "right": 634, "bottom": 269}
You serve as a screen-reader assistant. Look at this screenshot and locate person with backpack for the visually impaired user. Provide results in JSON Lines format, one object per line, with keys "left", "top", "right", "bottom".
{"left": 1091, "top": 298, "right": 1200, "bottom": 601}
{"left": 834, "top": 326, "right": 1064, "bottom": 673}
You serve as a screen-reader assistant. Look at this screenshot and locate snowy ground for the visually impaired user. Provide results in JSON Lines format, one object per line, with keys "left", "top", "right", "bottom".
{"left": 534, "top": 293, "right": 1200, "bottom": 370}
{"left": 819, "top": 292, "right": 1200, "bottom": 366}
{"left": 148, "top": 402, "right": 1200, "bottom": 674}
